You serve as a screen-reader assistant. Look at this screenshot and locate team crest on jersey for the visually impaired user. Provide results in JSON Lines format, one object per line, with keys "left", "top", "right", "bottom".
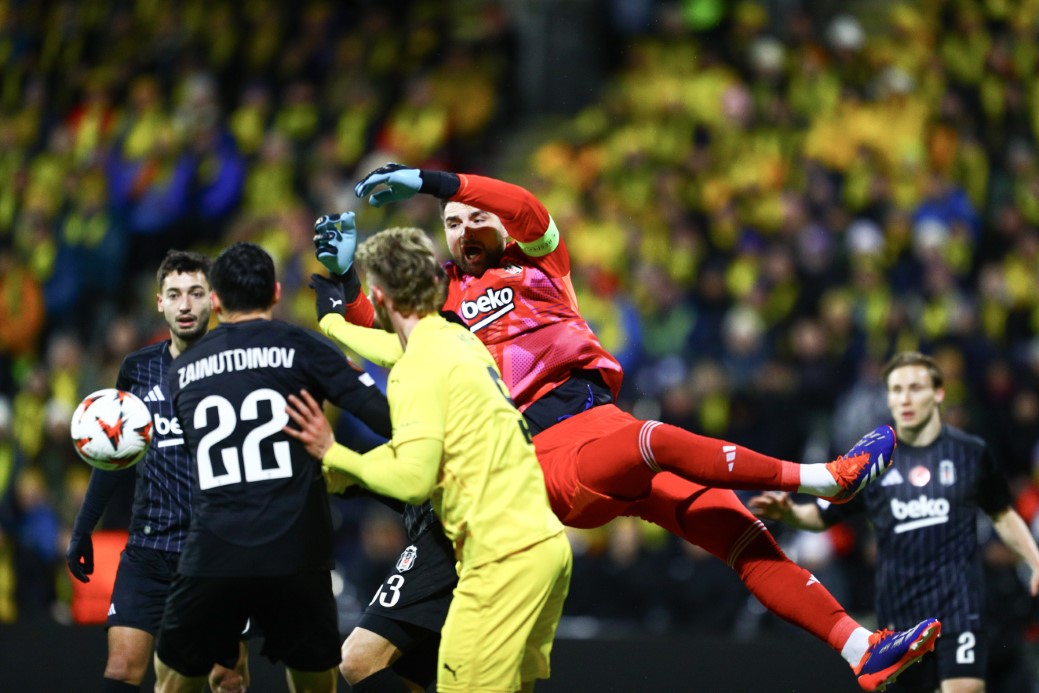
{"left": 503, "top": 264, "right": 522, "bottom": 274}
{"left": 939, "top": 459, "right": 956, "bottom": 486}
{"left": 397, "top": 544, "right": 418, "bottom": 572}
{"left": 909, "top": 465, "right": 931, "bottom": 487}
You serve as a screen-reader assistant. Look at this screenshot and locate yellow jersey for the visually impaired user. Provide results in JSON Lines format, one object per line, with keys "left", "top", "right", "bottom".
{"left": 324, "top": 313, "right": 563, "bottom": 569}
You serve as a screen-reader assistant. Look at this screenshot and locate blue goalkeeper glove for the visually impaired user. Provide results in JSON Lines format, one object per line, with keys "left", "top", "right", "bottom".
{"left": 354, "top": 163, "right": 423, "bottom": 207}
{"left": 355, "top": 163, "right": 460, "bottom": 207}
{"left": 313, "top": 212, "right": 357, "bottom": 275}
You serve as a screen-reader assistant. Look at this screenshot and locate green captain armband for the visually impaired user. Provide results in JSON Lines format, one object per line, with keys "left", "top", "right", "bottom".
{"left": 515, "top": 218, "right": 561, "bottom": 257}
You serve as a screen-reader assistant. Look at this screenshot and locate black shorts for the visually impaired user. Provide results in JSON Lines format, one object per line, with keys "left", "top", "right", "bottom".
{"left": 107, "top": 545, "right": 180, "bottom": 634}
{"left": 357, "top": 528, "right": 457, "bottom": 687}
{"left": 886, "top": 625, "right": 988, "bottom": 692}
{"left": 155, "top": 570, "right": 340, "bottom": 677}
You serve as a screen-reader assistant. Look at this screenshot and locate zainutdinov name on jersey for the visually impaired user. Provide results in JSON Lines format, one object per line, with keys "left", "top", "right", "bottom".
{"left": 177, "top": 347, "right": 296, "bottom": 387}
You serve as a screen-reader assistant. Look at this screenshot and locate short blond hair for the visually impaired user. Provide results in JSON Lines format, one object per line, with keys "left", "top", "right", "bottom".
{"left": 356, "top": 227, "right": 447, "bottom": 316}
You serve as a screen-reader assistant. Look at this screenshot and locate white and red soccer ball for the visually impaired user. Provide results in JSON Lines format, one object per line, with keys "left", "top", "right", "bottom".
{"left": 70, "top": 388, "right": 153, "bottom": 471}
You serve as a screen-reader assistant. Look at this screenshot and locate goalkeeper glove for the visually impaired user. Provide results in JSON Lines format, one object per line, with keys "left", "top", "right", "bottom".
{"left": 314, "top": 212, "right": 357, "bottom": 275}
{"left": 354, "top": 162, "right": 460, "bottom": 207}
{"left": 309, "top": 273, "right": 347, "bottom": 322}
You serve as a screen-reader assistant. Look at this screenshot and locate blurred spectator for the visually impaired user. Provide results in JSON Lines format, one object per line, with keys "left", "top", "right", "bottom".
{"left": 11, "top": 367, "right": 50, "bottom": 465}
{"left": 0, "top": 246, "right": 45, "bottom": 394}
{"left": 177, "top": 72, "right": 247, "bottom": 246}
{"left": 0, "top": 395, "right": 18, "bottom": 622}
{"left": 105, "top": 119, "right": 194, "bottom": 274}
{"left": 59, "top": 165, "right": 126, "bottom": 315}
{"left": 11, "top": 467, "right": 62, "bottom": 618}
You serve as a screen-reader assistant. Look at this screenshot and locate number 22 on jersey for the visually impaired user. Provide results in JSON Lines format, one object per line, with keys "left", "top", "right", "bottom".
{"left": 193, "top": 389, "right": 292, "bottom": 490}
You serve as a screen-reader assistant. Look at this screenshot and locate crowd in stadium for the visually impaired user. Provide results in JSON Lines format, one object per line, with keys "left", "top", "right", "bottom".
{"left": 1, "top": 0, "right": 1039, "bottom": 685}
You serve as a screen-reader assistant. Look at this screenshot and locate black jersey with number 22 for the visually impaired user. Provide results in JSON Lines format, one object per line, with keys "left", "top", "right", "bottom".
{"left": 169, "top": 318, "right": 391, "bottom": 577}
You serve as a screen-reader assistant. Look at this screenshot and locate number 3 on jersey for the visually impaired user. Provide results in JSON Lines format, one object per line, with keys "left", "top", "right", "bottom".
{"left": 194, "top": 389, "right": 292, "bottom": 490}
{"left": 369, "top": 574, "right": 404, "bottom": 608}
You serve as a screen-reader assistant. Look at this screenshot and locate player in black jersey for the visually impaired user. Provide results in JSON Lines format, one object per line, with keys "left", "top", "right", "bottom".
{"left": 335, "top": 499, "right": 456, "bottom": 693}
{"left": 751, "top": 351, "right": 1039, "bottom": 692}
{"left": 66, "top": 250, "right": 250, "bottom": 693}
{"left": 153, "top": 242, "right": 392, "bottom": 692}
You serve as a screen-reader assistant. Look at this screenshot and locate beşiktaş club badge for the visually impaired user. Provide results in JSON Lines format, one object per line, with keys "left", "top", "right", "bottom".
{"left": 397, "top": 545, "right": 418, "bottom": 572}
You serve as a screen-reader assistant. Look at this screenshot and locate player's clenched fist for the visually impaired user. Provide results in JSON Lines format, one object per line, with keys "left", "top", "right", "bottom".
{"left": 313, "top": 212, "right": 357, "bottom": 275}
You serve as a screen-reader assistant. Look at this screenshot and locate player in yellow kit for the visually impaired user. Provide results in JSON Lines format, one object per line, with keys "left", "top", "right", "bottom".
{"left": 284, "top": 226, "right": 572, "bottom": 693}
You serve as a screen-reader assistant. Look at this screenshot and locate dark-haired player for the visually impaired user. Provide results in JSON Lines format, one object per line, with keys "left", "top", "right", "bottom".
{"left": 67, "top": 250, "right": 250, "bottom": 692}
{"left": 752, "top": 351, "right": 1039, "bottom": 692}
{"left": 153, "top": 242, "right": 391, "bottom": 692}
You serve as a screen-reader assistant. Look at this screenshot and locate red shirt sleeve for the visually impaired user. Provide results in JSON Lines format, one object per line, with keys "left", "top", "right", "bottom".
{"left": 343, "top": 291, "right": 375, "bottom": 328}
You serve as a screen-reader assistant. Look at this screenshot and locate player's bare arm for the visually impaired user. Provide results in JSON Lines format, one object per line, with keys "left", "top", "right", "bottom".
{"left": 748, "top": 491, "right": 828, "bottom": 531}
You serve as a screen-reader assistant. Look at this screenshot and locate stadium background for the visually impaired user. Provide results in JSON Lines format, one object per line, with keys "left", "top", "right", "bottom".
{"left": 0, "top": 0, "right": 1038, "bottom": 690}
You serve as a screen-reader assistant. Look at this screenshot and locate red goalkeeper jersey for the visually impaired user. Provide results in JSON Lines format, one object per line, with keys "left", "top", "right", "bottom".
{"left": 441, "top": 173, "right": 623, "bottom": 410}
{"left": 344, "top": 173, "right": 623, "bottom": 411}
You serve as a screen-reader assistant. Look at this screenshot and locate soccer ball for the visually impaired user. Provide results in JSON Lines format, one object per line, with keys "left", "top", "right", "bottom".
{"left": 70, "top": 388, "right": 153, "bottom": 470}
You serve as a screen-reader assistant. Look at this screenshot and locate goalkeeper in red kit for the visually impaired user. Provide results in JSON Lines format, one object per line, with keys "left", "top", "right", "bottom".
{"left": 309, "top": 163, "right": 941, "bottom": 692}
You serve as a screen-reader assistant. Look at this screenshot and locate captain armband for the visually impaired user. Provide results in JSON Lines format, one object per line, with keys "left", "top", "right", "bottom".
{"left": 515, "top": 217, "right": 560, "bottom": 258}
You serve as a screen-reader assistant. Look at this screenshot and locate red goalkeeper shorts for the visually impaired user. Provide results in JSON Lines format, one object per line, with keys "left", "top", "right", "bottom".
{"left": 532, "top": 403, "right": 652, "bottom": 529}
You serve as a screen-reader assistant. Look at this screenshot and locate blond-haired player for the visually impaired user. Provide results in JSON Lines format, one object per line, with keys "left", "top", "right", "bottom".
{"left": 285, "top": 226, "right": 572, "bottom": 693}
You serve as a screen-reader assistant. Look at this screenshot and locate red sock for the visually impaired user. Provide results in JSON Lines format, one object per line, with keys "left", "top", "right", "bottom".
{"left": 731, "top": 526, "right": 859, "bottom": 652}
{"left": 577, "top": 419, "right": 802, "bottom": 497}
{"left": 631, "top": 478, "right": 857, "bottom": 653}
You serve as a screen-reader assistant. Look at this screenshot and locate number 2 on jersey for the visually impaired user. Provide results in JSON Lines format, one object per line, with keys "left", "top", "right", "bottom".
{"left": 956, "top": 631, "right": 976, "bottom": 664}
{"left": 194, "top": 389, "right": 293, "bottom": 490}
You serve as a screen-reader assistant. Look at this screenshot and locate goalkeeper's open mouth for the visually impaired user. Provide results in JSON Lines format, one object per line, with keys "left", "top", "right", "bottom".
{"left": 462, "top": 242, "right": 486, "bottom": 263}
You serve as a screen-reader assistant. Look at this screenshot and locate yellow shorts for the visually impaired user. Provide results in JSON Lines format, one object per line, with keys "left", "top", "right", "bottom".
{"left": 437, "top": 531, "right": 572, "bottom": 692}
